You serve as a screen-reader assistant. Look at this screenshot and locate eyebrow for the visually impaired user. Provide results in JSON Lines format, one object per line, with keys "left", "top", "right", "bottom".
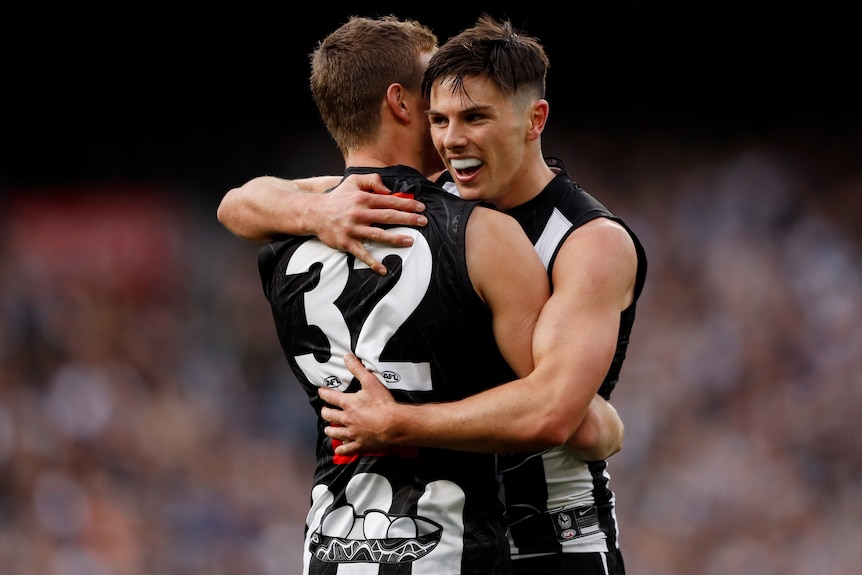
{"left": 426, "top": 103, "right": 493, "bottom": 116}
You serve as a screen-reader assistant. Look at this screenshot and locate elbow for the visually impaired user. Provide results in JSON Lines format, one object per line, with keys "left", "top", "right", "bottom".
{"left": 568, "top": 414, "right": 624, "bottom": 461}
{"left": 611, "top": 419, "right": 625, "bottom": 457}
{"left": 531, "top": 414, "right": 577, "bottom": 449}
{"left": 216, "top": 188, "right": 260, "bottom": 242}
{"left": 216, "top": 195, "right": 231, "bottom": 227}
{"left": 216, "top": 190, "right": 239, "bottom": 230}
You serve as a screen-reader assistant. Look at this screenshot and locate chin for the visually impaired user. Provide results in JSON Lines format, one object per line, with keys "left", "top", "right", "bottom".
{"left": 453, "top": 186, "right": 483, "bottom": 201}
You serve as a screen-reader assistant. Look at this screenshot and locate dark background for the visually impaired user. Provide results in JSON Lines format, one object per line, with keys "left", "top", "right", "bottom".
{"left": 3, "top": 3, "right": 858, "bottom": 196}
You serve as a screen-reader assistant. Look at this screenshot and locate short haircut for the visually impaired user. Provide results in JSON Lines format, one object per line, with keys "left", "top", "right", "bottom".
{"left": 422, "top": 14, "right": 548, "bottom": 106}
{"left": 310, "top": 15, "right": 438, "bottom": 155}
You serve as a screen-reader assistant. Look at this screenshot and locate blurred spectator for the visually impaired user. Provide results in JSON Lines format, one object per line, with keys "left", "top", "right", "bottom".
{"left": 1, "top": 127, "right": 860, "bottom": 574}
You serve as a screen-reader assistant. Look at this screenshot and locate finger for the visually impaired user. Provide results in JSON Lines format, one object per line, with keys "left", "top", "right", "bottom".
{"left": 361, "top": 173, "right": 390, "bottom": 192}
{"left": 320, "top": 406, "right": 343, "bottom": 426}
{"left": 342, "top": 173, "right": 391, "bottom": 195}
{"left": 344, "top": 353, "right": 364, "bottom": 375}
{"left": 324, "top": 425, "right": 349, "bottom": 441}
{"left": 344, "top": 356, "right": 385, "bottom": 391}
{"left": 363, "top": 227, "right": 417, "bottom": 247}
{"left": 318, "top": 388, "right": 344, "bottom": 408}
{"left": 345, "top": 242, "right": 388, "bottom": 275}
{"left": 364, "top": 210, "right": 428, "bottom": 229}
{"left": 344, "top": 353, "right": 380, "bottom": 387}
{"left": 364, "top": 194, "right": 426, "bottom": 216}
{"left": 334, "top": 440, "right": 362, "bottom": 456}
{"left": 324, "top": 425, "right": 360, "bottom": 455}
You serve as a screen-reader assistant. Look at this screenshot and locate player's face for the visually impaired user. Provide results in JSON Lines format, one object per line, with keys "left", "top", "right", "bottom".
{"left": 427, "top": 74, "right": 534, "bottom": 209}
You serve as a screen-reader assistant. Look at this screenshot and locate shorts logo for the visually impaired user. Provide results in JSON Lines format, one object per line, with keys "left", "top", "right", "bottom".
{"left": 550, "top": 505, "right": 600, "bottom": 541}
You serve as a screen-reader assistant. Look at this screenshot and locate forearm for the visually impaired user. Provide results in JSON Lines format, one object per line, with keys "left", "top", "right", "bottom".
{"left": 386, "top": 341, "right": 618, "bottom": 455}
{"left": 383, "top": 327, "right": 612, "bottom": 453}
{"left": 217, "top": 176, "right": 335, "bottom": 241}
{"left": 327, "top": 354, "right": 606, "bottom": 456}
{"left": 381, "top": 385, "right": 621, "bottom": 459}
{"left": 385, "top": 376, "right": 577, "bottom": 453}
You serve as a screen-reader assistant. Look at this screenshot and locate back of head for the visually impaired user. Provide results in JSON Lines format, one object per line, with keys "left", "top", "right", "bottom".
{"left": 421, "top": 14, "right": 548, "bottom": 105}
{"left": 310, "top": 16, "right": 438, "bottom": 156}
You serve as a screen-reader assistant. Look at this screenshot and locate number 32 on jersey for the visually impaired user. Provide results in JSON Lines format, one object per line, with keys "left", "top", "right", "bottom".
{"left": 285, "top": 230, "right": 433, "bottom": 393}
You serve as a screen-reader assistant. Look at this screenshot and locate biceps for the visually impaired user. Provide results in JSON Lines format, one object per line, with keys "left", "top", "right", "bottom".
{"left": 532, "top": 294, "right": 620, "bottom": 389}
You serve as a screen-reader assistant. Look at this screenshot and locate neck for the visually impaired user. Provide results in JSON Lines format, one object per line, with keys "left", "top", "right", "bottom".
{"left": 345, "top": 147, "right": 439, "bottom": 180}
{"left": 495, "top": 154, "right": 557, "bottom": 211}
{"left": 344, "top": 124, "right": 420, "bottom": 171}
{"left": 343, "top": 112, "right": 441, "bottom": 178}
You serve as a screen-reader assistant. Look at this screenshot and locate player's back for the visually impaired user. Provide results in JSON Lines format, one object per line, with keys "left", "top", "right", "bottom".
{"left": 258, "top": 164, "right": 517, "bottom": 574}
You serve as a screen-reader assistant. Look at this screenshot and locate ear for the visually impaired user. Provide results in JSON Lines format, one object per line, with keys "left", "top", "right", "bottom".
{"left": 527, "top": 99, "right": 549, "bottom": 141}
{"left": 385, "top": 83, "right": 412, "bottom": 123}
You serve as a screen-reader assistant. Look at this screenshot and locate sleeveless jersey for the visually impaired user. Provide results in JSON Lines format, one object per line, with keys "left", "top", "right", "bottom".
{"left": 259, "top": 165, "right": 516, "bottom": 574}
{"left": 442, "top": 158, "right": 648, "bottom": 566}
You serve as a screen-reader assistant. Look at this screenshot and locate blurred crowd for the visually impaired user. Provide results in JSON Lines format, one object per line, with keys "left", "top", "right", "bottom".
{"left": 1, "top": 127, "right": 859, "bottom": 574}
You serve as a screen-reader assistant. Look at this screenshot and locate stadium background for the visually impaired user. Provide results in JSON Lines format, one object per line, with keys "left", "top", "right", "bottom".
{"left": 2, "top": 4, "right": 860, "bottom": 574}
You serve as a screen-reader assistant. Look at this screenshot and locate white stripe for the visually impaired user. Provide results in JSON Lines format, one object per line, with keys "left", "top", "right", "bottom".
{"left": 441, "top": 181, "right": 460, "bottom": 196}
{"left": 533, "top": 207, "right": 571, "bottom": 270}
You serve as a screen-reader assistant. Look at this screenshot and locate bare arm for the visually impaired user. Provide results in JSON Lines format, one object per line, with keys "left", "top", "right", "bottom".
{"left": 332, "top": 356, "right": 624, "bottom": 459}
{"left": 320, "top": 217, "right": 637, "bottom": 455}
{"left": 464, "top": 207, "right": 548, "bottom": 378}
{"left": 565, "top": 394, "right": 624, "bottom": 461}
{"left": 217, "top": 175, "right": 341, "bottom": 241}
{"left": 217, "top": 174, "right": 428, "bottom": 274}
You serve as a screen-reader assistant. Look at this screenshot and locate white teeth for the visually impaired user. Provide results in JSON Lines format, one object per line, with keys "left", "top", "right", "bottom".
{"left": 450, "top": 158, "right": 482, "bottom": 170}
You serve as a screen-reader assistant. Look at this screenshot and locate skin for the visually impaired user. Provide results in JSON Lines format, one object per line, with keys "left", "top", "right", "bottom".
{"left": 459, "top": 205, "right": 549, "bottom": 379}
{"left": 217, "top": 174, "right": 426, "bottom": 275}
{"left": 428, "top": 76, "right": 554, "bottom": 211}
{"left": 318, "top": 74, "right": 637, "bottom": 456}
{"left": 294, "top": 58, "right": 550, "bottom": 379}
{"left": 217, "top": 79, "right": 435, "bottom": 275}
{"left": 217, "top": 72, "right": 626, "bottom": 460}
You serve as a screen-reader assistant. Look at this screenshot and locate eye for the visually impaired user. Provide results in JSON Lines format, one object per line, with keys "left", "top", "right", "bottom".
{"left": 428, "top": 115, "right": 448, "bottom": 127}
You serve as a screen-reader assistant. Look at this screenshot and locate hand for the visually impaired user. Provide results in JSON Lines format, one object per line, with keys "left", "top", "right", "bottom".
{"left": 317, "top": 174, "right": 427, "bottom": 275}
{"left": 319, "top": 354, "right": 401, "bottom": 455}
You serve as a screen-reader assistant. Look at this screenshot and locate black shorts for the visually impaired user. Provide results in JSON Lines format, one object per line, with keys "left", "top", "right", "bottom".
{"left": 512, "top": 549, "right": 625, "bottom": 575}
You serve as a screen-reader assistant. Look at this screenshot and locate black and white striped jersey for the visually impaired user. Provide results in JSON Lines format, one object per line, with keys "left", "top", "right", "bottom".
{"left": 443, "top": 157, "right": 648, "bottom": 562}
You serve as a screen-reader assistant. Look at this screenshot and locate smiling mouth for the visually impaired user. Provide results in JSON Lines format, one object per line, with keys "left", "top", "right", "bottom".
{"left": 449, "top": 158, "right": 483, "bottom": 177}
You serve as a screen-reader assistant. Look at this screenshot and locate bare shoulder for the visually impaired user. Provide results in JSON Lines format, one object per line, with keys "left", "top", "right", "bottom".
{"left": 557, "top": 217, "right": 638, "bottom": 305}
{"left": 465, "top": 204, "right": 546, "bottom": 294}
{"left": 467, "top": 204, "right": 523, "bottom": 236}
{"left": 564, "top": 217, "right": 637, "bottom": 262}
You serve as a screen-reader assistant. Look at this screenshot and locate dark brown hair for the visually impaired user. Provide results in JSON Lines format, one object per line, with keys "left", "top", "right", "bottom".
{"left": 421, "top": 14, "right": 548, "bottom": 104}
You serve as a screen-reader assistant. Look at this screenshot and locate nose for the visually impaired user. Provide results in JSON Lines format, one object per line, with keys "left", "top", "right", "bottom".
{"left": 442, "top": 119, "right": 468, "bottom": 151}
